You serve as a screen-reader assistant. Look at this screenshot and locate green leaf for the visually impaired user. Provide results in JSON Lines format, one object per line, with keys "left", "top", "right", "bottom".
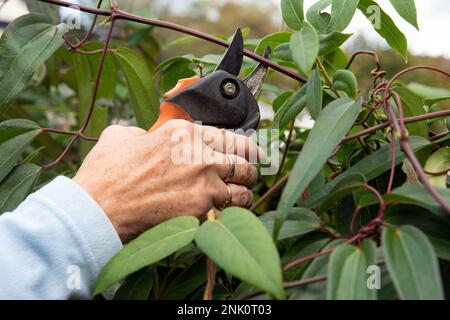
{"left": 389, "top": 0, "right": 419, "bottom": 30}
{"left": 276, "top": 98, "right": 361, "bottom": 238}
{"left": 0, "top": 163, "right": 41, "bottom": 213}
{"left": 358, "top": 0, "right": 408, "bottom": 61}
{"left": 290, "top": 22, "right": 319, "bottom": 75}
{"left": 72, "top": 42, "right": 115, "bottom": 158}
{"left": 281, "top": 0, "right": 304, "bottom": 31}
{"left": 318, "top": 173, "right": 366, "bottom": 213}
{"left": 424, "top": 147, "right": 450, "bottom": 188}
{"left": 332, "top": 70, "right": 358, "bottom": 98}
{"left": 0, "top": 14, "right": 68, "bottom": 114}
{"left": 383, "top": 225, "right": 444, "bottom": 299}
{"left": 289, "top": 240, "right": 343, "bottom": 299}
{"left": 323, "top": 48, "right": 349, "bottom": 76}
{"left": 114, "top": 47, "right": 160, "bottom": 129}
{"left": 327, "top": 0, "right": 360, "bottom": 33}
{"left": 306, "top": 0, "right": 332, "bottom": 34}
{"left": 255, "top": 32, "right": 292, "bottom": 55}
{"left": 407, "top": 82, "right": 450, "bottom": 99}
{"left": 195, "top": 208, "right": 284, "bottom": 299}
{"left": 113, "top": 267, "right": 153, "bottom": 300}
{"left": 273, "top": 91, "right": 294, "bottom": 113}
{"left": 425, "top": 96, "right": 450, "bottom": 107}
{"left": 155, "top": 56, "right": 193, "bottom": 75}
{"left": 306, "top": 67, "right": 323, "bottom": 119}
{"left": 162, "top": 257, "right": 207, "bottom": 300}
{"left": 260, "top": 208, "right": 321, "bottom": 240}
{"left": 327, "top": 240, "right": 376, "bottom": 300}
{"left": 25, "top": 0, "right": 61, "bottom": 24}
{"left": 384, "top": 205, "right": 450, "bottom": 261}
{"left": 159, "top": 61, "right": 197, "bottom": 94}
{"left": 303, "top": 136, "right": 430, "bottom": 208}
{"left": 319, "top": 32, "right": 352, "bottom": 56}
{"left": 95, "top": 216, "right": 199, "bottom": 295}
{"left": 394, "top": 87, "right": 428, "bottom": 138}
{"left": 273, "top": 43, "right": 293, "bottom": 61}
{"left": 0, "top": 120, "right": 41, "bottom": 183}
{"left": 0, "top": 119, "right": 40, "bottom": 145}
{"left": 273, "top": 85, "right": 307, "bottom": 130}
{"left": 386, "top": 184, "right": 450, "bottom": 220}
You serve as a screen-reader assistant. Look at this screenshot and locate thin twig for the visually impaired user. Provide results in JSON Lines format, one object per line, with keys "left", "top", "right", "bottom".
{"left": 38, "top": 0, "right": 307, "bottom": 83}
{"left": 250, "top": 173, "right": 289, "bottom": 212}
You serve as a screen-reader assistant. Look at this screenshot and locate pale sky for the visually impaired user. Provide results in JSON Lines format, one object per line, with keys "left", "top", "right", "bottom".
{"left": 1, "top": 0, "right": 449, "bottom": 58}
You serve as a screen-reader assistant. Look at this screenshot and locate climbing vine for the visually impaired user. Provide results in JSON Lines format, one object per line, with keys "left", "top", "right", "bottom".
{"left": 0, "top": 0, "right": 449, "bottom": 299}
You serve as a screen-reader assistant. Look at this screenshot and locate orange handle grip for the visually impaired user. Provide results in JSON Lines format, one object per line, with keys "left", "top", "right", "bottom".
{"left": 149, "top": 76, "right": 201, "bottom": 133}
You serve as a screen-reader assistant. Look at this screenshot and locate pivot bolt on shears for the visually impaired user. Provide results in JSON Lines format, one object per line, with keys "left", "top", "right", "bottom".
{"left": 149, "top": 28, "right": 271, "bottom": 133}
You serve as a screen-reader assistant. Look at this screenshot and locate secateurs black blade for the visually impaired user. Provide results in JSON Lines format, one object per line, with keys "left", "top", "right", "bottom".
{"left": 149, "top": 28, "right": 271, "bottom": 132}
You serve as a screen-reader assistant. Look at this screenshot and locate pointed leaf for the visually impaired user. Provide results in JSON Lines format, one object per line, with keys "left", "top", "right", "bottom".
{"left": 327, "top": 0, "right": 360, "bottom": 33}
{"left": 303, "top": 136, "right": 430, "bottom": 208}
{"left": 424, "top": 147, "right": 450, "bottom": 188}
{"left": 281, "top": 0, "right": 304, "bottom": 31}
{"left": 290, "top": 21, "right": 319, "bottom": 75}
{"left": 0, "top": 163, "right": 41, "bottom": 213}
{"left": 255, "top": 32, "right": 292, "bottom": 55}
{"left": 389, "top": 0, "right": 419, "bottom": 30}
{"left": 273, "top": 85, "right": 307, "bottom": 130}
{"left": 394, "top": 87, "right": 428, "bottom": 138}
{"left": 358, "top": 0, "right": 408, "bottom": 61}
{"left": 0, "top": 119, "right": 40, "bottom": 145}
{"left": 327, "top": 240, "right": 376, "bottom": 299}
{"left": 385, "top": 184, "right": 450, "bottom": 220}
{"left": 195, "top": 208, "right": 285, "bottom": 299}
{"left": 0, "top": 120, "right": 41, "bottom": 183}
{"left": 95, "top": 216, "right": 199, "bottom": 295}
{"left": 383, "top": 225, "right": 444, "bottom": 299}
{"left": 319, "top": 32, "right": 352, "bottom": 56}
{"left": 306, "top": 0, "right": 332, "bottom": 34}
{"left": 276, "top": 98, "right": 361, "bottom": 238}
{"left": 306, "top": 67, "right": 323, "bottom": 119}
{"left": 114, "top": 47, "right": 159, "bottom": 129}
{"left": 0, "top": 14, "right": 67, "bottom": 114}
{"left": 25, "top": 0, "right": 61, "bottom": 24}
{"left": 113, "top": 267, "right": 153, "bottom": 300}
{"left": 260, "top": 208, "right": 321, "bottom": 240}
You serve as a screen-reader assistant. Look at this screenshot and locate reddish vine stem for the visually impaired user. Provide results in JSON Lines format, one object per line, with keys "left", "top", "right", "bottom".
{"left": 38, "top": 0, "right": 307, "bottom": 83}
{"left": 64, "top": 0, "right": 104, "bottom": 51}
{"left": 79, "top": 18, "right": 115, "bottom": 132}
{"left": 342, "top": 109, "right": 450, "bottom": 143}
{"left": 42, "top": 16, "right": 115, "bottom": 169}
{"left": 383, "top": 66, "right": 450, "bottom": 216}
{"left": 41, "top": 128, "right": 98, "bottom": 141}
{"left": 43, "top": 136, "right": 79, "bottom": 170}
{"left": 203, "top": 258, "right": 216, "bottom": 300}
{"left": 250, "top": 174, "right": 289, "bottom": 212}
{"left": 283, "top": 234, "right": 362, "bottom": 272}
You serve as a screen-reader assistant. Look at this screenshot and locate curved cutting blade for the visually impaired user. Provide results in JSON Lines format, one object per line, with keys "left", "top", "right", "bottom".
{"left": 215, "top": 28, "right": 244, "bottom": 76}
{"left": 243, "top": 46, "right": 271, "bottom": 97}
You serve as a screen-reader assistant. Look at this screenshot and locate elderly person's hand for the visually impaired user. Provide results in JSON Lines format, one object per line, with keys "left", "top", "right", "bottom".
{"left": 73, "top": 120, "right": 263, "bottom": 243}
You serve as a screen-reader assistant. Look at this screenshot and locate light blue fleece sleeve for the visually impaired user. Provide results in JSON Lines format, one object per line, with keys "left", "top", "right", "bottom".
{"left": 0, "top": 176, "right": 123, "bottom": 300}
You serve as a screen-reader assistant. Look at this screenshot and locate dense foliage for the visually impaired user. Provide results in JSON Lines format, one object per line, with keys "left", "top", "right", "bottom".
{"left": 1, "top": 0, "right": 450, "bottom": 300}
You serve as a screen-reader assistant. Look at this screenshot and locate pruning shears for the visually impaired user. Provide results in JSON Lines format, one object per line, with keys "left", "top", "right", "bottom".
{"left": 149, "top": 28, "right": 271, "bottom": 133}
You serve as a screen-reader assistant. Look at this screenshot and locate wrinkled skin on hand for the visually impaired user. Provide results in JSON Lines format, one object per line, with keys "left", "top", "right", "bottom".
{"left": 73, "top": 120, "right": 263, "bottom": 243}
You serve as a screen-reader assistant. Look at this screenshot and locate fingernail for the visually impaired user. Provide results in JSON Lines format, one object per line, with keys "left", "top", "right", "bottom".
{"left": 257, "top": 146, "right": 266, "bottom": 162}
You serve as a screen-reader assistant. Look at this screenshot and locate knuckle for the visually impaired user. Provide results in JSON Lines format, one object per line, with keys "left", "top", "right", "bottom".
{"left": 103, "top": 124, "right": 122, "bottom": 133}
{"left": 236, "top": 186, "right": 250, "bottom": 205}
{"left": 166, "top": 119, "right": 193, "bottom": 131}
